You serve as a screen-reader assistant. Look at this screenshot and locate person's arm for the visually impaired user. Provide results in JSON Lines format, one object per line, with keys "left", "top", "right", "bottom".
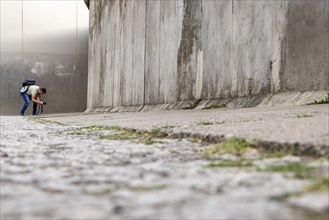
{"left": 31, "top": 95, "right": 43, "bottom": 105}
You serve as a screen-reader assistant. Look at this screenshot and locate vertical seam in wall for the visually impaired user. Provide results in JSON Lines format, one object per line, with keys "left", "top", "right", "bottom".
{"left": 120, "top": 7, "right": 124, "bottom": 106}
{"left": 143, "top": 0, "right": 147, "bottom": 108}
{"left": 231, "top": 0, "right": 235, "bottom": 96}
{"left": 112, "top": 6, "right": 116, "bottom": 107}
{"left": 158, "top": 1, "right": 161, "bottom": 102}
{"left": 76, "top": 0, "right": 78, "bottom": 111}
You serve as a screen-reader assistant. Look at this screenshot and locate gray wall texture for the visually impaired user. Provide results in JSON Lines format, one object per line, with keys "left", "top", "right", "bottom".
{"left": 87, "top": 0, "right": 329, "bottom": 110}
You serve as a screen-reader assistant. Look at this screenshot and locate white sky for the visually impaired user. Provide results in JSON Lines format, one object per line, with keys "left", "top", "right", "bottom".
{"left": 0, "top": 0, "right": 89, "bottom": 52}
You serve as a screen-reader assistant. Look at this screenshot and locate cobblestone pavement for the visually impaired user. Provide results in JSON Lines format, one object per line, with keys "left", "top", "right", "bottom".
{"left": 1, "top": 111, "right": 329, "bottom": 219}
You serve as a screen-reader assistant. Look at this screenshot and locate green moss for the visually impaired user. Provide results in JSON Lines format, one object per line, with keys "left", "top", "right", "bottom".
{"left": 77, "top": 125, "right": 121, "bottom": 132}
{"left": 272, "top": 177, "right": 329, "bottom": 202}
{"left": 31, "top": 118, "right": 67, "bottom": 126}
{"left": 265, "top": 163, "right": 315, "bottom": 179}
{"left": 150, "top": 128, "right": 161, "bottom": 137}
{"left": 265, "top": 151, "right": 287, "bottom": 158}
{"left": 88, "top": 188, "right": 113, "bottom": 196}
{"left": 296, "top": 114, "right": 313, "bottom": 118}
{"left": 208, "top": 159, "right": 253, "bottom": 167}
{"left": 204, "top": 138, "right": 255, "bottom": 157}
{"left": 76, "top": 126, "right": 163, "bottom": 145}
{"left": 68, "top": 131, "right": 85, "bottom": 135}
{"left": 202, "top": 104, "right": 226, "bottom": 110}
{"left": 305, "top": 177, "right": 329, "bottom": 192}
{"left": 270, "top": 192, "right": 299, "bottom": 201}
{"left": 262, "top": 148, "right": 300, "bottom": 158}
{"left": 72, "top": 125, "right": 143, "bottom": 139}
{"left": 199, "top": 121, "right": 225, "bottom": 126}
{"left": 181, "top": 99, "right": 201, "bottom": 109}
{"left": 141, "top": 139, "right": 161, "bottom": 145}
{"left": 307, "top": 93, "right": 329, "bottom": 105}
{"left": 126, "top": 184, "right": 167, "bottom": 192}
{"left": 100, "top": 128, "right": 142, "bottom": 141}
{"left": 188, "top": 136, "right": 203, "bottom": 143}
{"left": 161, "top": 125, "right": 176, "bottom": 129}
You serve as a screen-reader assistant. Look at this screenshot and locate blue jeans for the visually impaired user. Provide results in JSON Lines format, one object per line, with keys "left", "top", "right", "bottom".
{"left": 19, "top": 93, "right": 37, "bottom": 115}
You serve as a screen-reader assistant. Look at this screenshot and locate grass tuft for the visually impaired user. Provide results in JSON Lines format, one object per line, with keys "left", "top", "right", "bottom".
{"left": 265, "top": 163, "right": 315, "bottom": 179}
{"left": 204, "top": 138, "right": 255, "bottom": 158}
{"left": 181, "top": 99, "right": 201, "bottom": 109}
{"left": 307, "top": 93, "right": 329, "bottom": 105}
{"left": 202, "top": 104, "right": 226, "bottom": 110}
{"left": 208, "top": 159, "right": 253, "bottom": 167}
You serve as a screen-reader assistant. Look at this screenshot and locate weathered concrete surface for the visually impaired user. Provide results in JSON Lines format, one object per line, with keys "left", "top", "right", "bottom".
{"left": 87, "top": 0, "right": 329, "bottom": 111}
{"left": 282, "top": 0, "right": 329, "bottom": 92}
{"left": 42, "top": 104, "right": 329, "bottom": 155}
{"left": 1, "top": 112, "right": 328, "bottom": 219}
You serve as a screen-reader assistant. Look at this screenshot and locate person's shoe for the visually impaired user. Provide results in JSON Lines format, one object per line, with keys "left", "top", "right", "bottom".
{"left": 18, "top": 114, "right": 24, "bottom": 116}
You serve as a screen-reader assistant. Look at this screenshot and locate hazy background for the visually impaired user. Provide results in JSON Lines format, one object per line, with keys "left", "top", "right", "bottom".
{"left": 0, "top": 0, "right": 89, "bottom": 115}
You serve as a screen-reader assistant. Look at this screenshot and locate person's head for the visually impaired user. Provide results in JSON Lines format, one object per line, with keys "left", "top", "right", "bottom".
{"left": 38, "top": 88, "right": 46, "bottom": 95}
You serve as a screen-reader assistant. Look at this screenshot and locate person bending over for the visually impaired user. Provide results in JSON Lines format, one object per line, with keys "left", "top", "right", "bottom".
{"left": 19, "top": 85, "right": 46, "bottom": 116}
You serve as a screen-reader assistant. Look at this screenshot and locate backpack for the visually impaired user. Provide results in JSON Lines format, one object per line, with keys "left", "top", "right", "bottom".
{"left": 20, "top": 79, "right": 36, "bottom": 93}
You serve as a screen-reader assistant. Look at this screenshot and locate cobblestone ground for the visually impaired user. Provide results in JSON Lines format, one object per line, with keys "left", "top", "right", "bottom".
{"left": 0, "top": 116, "right": 328, "bottom": 219}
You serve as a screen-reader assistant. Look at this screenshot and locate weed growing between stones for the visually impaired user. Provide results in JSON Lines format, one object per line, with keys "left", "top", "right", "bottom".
{"left": 202, "top": 104, "right": 226, "bottom": 110}
{"left": 208, "top": 159, "right": 253, "bottom": 168}
{"left": 161, "top": 125, "right": 176, "bottom": 129}
{"left": 199, "top": 121, "right": 225, "bottom": 126}
{"left": 70, "top": 125, "right": 163, "bottom": 145}
{"left": 203, "top": 138, "right": 255, "bottom": 158}
{"left": 260, "top": 148, "right": 300, "bottom": 158}
{"left": 296, "top": 114, "right": 313, "bottom": 118}
{"left": 307, "top": 93, "right": 329, "bottom": 105}
{"left": 29, "top": 118, "right": 68, "bottom": 126}
{"left": 264, "top": 163, "right": 315, "bottom": 179}
{"left": 188, "top": 135, "right": 203, "bottom": 143}
{"left": 181, "top": 99, "right": 201, "bottom": 109}
{"left": 305, "top": 177, "right": 329, "bottom": 192}
{"left": 87, "top": 188, "right": 113, "bottom": 196}
{"left": 125, "top": 184, "right": 168, "bottom": 192}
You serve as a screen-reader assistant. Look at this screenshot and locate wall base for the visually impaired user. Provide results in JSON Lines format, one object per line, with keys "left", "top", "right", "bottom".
{"left": 85, "top": 91, "right": 329, "bottom": 113}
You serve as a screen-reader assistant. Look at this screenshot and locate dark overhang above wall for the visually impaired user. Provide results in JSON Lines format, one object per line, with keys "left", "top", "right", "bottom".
{"left": 84, "top": 0, "right": 89, "bottom": 9}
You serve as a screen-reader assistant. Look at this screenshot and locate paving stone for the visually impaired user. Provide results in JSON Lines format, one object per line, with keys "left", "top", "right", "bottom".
{"left": 0, "top": 114, "right": 328, "bottom": 219}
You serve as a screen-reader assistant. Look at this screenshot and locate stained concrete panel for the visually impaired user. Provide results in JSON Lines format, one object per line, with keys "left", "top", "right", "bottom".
{"left": 102, "top": 1, "right": 115, "bottom": 107}
{"left": 177, "top": 0, "right": 202, "bottom": 101}
{"left": 281, "top": 0, "right": 329, "bottom": 91}
{"left": 145, "top": 0, "right": 160, "bottom": 105}
{"left": 120, "top": 0, "right": 146, "bottom": 106}
{"left": 234, "top": 0, "right": 273, "bottom": 96}
{"left": 112, "top": 0, "right": 124, "bottom": 107}
{"left": 159, "top": 0, "right": 183, "bottom": 104}
{"left": 201, "top": 0, "right": 232, "bottom": 99}
{"left": 87, "top": 0, "right": 101, "bottom": 108}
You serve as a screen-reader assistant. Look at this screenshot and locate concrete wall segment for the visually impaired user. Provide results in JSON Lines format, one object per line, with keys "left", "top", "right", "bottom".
{"left": 234, "top": 0, "right": 273, "bottom": 97}
{"left": 87, "top": 0, "right": 329, "bottom": 111}
{"left": 202, "top": 0, "right": 232, "bottom": 100}
{"left": 177, "top": 0, "right": 202, "bottom": 101}
{"left": 281, "top": 0, "right": 329, "bottom": 91}
{"left": 144, "top": 0, "right": 161, "bottom": 105}
{"left": 159, "top": 0, "right": 184, "bottom": 104}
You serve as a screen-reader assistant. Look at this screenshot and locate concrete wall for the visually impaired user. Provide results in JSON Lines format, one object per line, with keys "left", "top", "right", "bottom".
{"left": 87, "top": 0, "right": 329, "bottom": 110}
